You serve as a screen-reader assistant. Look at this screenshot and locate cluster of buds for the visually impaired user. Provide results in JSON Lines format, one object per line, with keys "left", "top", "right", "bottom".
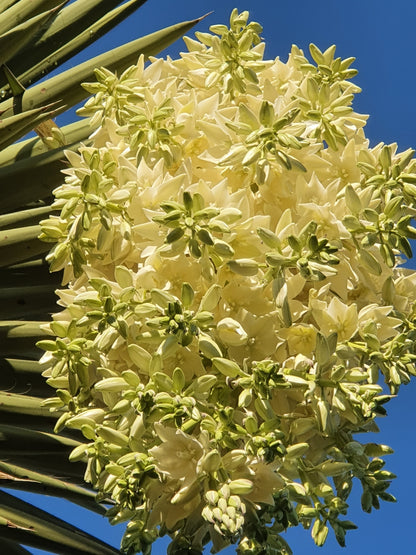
{"left": 202, "top": 485, "right": 247, "bottom": 538}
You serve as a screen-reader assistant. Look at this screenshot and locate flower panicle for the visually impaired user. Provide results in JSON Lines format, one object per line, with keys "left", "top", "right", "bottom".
{"left": 38, "top": 9, "right": 416, "bottom": 555}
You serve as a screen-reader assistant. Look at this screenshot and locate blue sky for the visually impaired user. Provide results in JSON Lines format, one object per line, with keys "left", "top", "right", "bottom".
{"left": 18, "top": 1, "right": 416, "bottom": 554}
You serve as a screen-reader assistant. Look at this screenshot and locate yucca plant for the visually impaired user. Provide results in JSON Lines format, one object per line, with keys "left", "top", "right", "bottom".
{"left": 0, "top": 1, "right": 201, "bottom": 553}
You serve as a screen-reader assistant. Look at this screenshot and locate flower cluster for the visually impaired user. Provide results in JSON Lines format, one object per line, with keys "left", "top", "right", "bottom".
{"left": 39, "top": 9, "right": 416, "bottom": 555}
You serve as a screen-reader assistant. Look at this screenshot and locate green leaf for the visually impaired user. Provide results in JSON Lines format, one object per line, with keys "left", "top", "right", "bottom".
{"left": 0, "top": 460, "right": 104, "bottom": 514}
{"left": 14, "top": 0, "right": 148, "bottom": 89}
{"left": 0, "top": 1, "right": 21, "bottom": 16}
{"left": 0, "top": 490, "right": 121, "bottom": 555}
{"left": 0, "top": 16, "right": 205, "bottom": 120}
{"left": 0, "top": 1, "right": 64, "bottom": 36}
{"left": 0, "top": 118, "right": 91, "bottom": 168}
{"left": 0, "top": 2, "right": 65, "bottom": 66}
{"left": 0, "top": 102, "right": 62, "bottom": 150}
{"left": 0, "top": 205, "right": 53, "bottom": 230}
{"left": 2, "top": 64, "right": 25, "bottom": 96}
{"left": 0, "top": 392, "right": 56, "bottom": 417}
{"left": 0, "top": 225, "right": 49, "bottom": 267}
{"left": 0, "top": 539, "right": 31, "bottom": 554}
{"left": 0, "top": 138, "right": 86, "bottom": 213}
{"left": 2, "top": 358, "right": 43, "bottom": 374}
{"left": 8, "top": 0, "right": 139, "bottom": 90}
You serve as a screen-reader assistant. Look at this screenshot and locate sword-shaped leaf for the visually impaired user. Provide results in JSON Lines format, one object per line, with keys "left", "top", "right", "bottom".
{"left": 0, "top": 285, "right": 57, "bottom": 319}
{"left": 0, "top": 417, "right": 86, "bottom": 479}
{"left": 0, "top": 205, "right": 53, "bottom": 229}
{"left": 0, "top": 1, "right": 20, "bottom": 16}
{"left": 0, "top": 102, "right": 62, "bottom": 150}
{"left": 0, "top": 391, "right": 54, "bottom": 417}
{"left": 15, "top": 0, "right": 148, "bottom": 88}
{"left": 2, "top": 359, "right": 43, "bottom": 374}
{"left": 0, "top": 142, "right": 81, "bottom": 213}
{"left": 0, "top": 490, "right": 121, "bottom": 555}
{"left": 0, "top": 225, "right": 49, "bottom": 267}
{"left": 0, "top": 461, "right": 104, "bottom": 515}
{"left": 0, "top": 0, "right": 64, "bottom": 36}
{"left": 0, "top": 424, "right": 79, "bottom": 451}
{"left": 34, "top": 0, "right": 135, "bottom": 50}
{"left": 0, "top": 321, "right": 50, "bottom": 358}
{"left": 0, "top": 261, "right": 61, "bottom": 288}
{"left": 0, "top": 16, "right": 204, "bottom": 119}
{"left": 0, "top": 539, "right": 31, "bottom": 554}
{"left": 0, "top": 358, "right": 51, "bottom": 401}
{"left": 0, "top": 0, "right": 141, "bottom": 92}
{"left": 0, "top": 2, "right": 65, "bottom": 66}
{"left": 0, "top": 118, "right": 91, "bottom": 167}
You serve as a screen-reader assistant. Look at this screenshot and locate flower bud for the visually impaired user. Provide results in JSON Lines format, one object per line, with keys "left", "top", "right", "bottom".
{"left": 243, "top": 414, "right": 258, "bottom": 434}
{"left": 217, "top": 318, "right": 248, "bottom": 346}
{"left": 218, "top": 497, "right": 228, "bottom": 513}
{"left": 97, "top": 426, "right": 129, "bottom": 447}
{"left": 205, "top": 490, "right": 219, "bottom": 506}
{"left": 285, "top": 443, "right": 310, "bottom": 459}
{"left": 200, "top": 450, "right": 221, "bottom": 473}
{"left": 238, "top": 389, "right": 253, "bottom": 408}
{"left": 222, "top": 450, "right": 247, "bottom": 471}
{"left": 229, "top": 479, "right": 254, "bottom": 495}
{"left": 227, "top": 259, "right": 259, "bottom": 276}
{"left": 212, "top": 357, "right": 241, "bottom": 378}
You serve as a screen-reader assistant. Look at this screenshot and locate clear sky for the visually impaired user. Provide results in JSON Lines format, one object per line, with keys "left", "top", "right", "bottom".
{"left": 18, "top": 1, "right": 416, "bottom": 554}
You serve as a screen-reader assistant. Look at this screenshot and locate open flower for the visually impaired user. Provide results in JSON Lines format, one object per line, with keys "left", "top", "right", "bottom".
{"left": 243, "top": 461, "right": 285, "bottom": 505}
{"left": 227, "top": 310, "right": 278, "bottom": 362}
{"left": 279, "top": 323, "right": 317, "bottom": 356}
{"left": 147, "top": 478, "right": 202, "bottom": 530}
{"left": 358, "top": 304, "right": 402, "bottom": 342}
{"left": 311, "top": 295, "right": 358, "bottom": 341}
{"left": 149, "top": 424, "right": 204, "bottom": 485}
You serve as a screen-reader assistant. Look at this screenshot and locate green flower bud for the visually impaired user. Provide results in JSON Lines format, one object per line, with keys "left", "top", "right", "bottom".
{"left": 212, "top": 357, "right": 241, "bottom": 378}
{"left": 229, "top": 479, "right": 253, "bottom": 495}
{"left": 285, "top": 443, "right": 309, "bottom": 459}
{"left": 201, "top": 450, "right": 221, "bottom": 473}
{"left": 227, "top": 258, "right": 259, "bottom": 276}
{"left": 97, "top": 426, "right": 129, "bottom": 447}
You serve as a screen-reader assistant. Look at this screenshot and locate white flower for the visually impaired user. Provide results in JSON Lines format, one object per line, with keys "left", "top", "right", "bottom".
{"left": 312, "top": 295, "right": 358, "bottom": 341}
{"left": 149, "top": 424, "right": 204, "bottom": 485}
{"left": 358, "top": 304, "right": 402, "bottom": 341}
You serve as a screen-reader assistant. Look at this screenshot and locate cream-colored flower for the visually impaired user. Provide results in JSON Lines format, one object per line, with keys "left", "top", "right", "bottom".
{"left": 220, "top": 278, "right": 274, "bottom": 317}
{"left": 358, "top": 304, "right": 402, "bottom": 342}
{"left": 227, "top": 310, "right": 278, "bottom": 363}
{"left": 237, "top": 461, "right": 285, "bottom": 505}
{"left": 312, "top": 295, "right": 358, "bottom": 341}
{"left": 162, "top": 344, "right": 205, "bottom": 381}
{"left": 147, "top": 478, "right": 202, "bottom": 530}
{"left": 279, "top": 323, "right": 317, "bottom": 356}
{"left": 149, "top": 424, "right": 204, "bottom": 485}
